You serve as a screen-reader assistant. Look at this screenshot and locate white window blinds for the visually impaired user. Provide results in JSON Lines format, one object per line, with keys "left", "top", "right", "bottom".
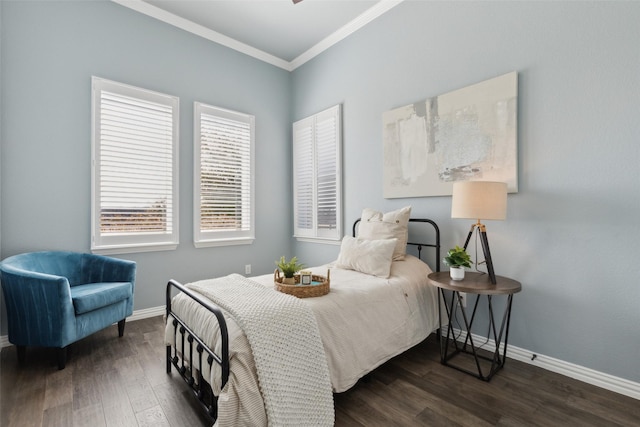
{"left": 294, "top": 123, "right": 314, "bottom": 232}
{"left": 194, "top": 103, "right": 255, "bottom": 247}
{"left": 293, "top": 104, "right": 342, "bottom": 241}
{"left": 91, "top": 77, "right": 179, "bottom": 254}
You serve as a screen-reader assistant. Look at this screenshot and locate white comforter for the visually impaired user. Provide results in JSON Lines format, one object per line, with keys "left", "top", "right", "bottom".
{"left": 187, "top": 274, "right": 334, "bottom": 426}
{"left": 165, "top": 254, "right": 438, "bottom": 426}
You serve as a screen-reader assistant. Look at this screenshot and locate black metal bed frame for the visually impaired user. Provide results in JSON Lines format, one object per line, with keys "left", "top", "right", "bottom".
{"left": 166, "top": 279, "right": 229, "bottom": 419}
{"left": 352, "top": 218, "right": 440, "bottom": 272}
{"left": 165, "top": 217, "right": 440, "bottom": 422}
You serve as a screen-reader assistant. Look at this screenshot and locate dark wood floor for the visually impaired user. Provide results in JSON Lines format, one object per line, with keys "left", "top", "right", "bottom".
{"left": 1, "top": 316, "right": 638, "bottom": 427}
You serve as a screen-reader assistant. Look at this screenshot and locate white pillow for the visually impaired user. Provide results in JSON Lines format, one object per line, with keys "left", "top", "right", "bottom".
{"left": 336, "top": 236, "right": 397, "bottom": 278}
{"left": 358, "top": 206, "right": 411, "bottom": 261}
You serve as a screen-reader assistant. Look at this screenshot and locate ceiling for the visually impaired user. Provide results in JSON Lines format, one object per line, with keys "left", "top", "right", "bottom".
{"left": 114, "top": 0, "right": 402, "bottom": 70}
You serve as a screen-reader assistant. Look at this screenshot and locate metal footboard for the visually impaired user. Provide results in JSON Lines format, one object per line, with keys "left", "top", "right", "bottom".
{"left": 165, "top": 279, "right": 229, "bottom": 421}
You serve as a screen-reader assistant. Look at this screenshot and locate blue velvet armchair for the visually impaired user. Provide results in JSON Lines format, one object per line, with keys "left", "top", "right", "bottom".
{"left": 0, "top": 251, "right": 136, "bottom": 369}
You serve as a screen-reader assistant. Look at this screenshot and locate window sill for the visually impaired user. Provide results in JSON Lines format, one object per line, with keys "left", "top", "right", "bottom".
{"left": 91, "top": 242, "right": 178, "bottom": 255}
{"left": 194, "top": 238, "right": 255, "bottom": 248}
{"left": 294, "top": 237, "right": 341, "bottom": 245}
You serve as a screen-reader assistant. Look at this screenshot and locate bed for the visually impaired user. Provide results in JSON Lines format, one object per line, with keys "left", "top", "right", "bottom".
{"left": 165, "top": 213, "right": 441, "bottom": 426}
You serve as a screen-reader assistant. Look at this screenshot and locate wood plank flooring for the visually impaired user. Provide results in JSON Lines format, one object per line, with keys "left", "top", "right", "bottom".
{"left": 1, "top": 316, "right": 638, "bottom": 426}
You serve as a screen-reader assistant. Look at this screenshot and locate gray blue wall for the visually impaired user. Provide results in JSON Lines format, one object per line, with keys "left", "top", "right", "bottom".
{"left": 291, "top": 1, "right": 640, "bottom": 383}
{"left": 2, "top": 0, "right": 639, "bottom": 386}
{"left": 0, "top": 1, "right": 292, "bottom": 323}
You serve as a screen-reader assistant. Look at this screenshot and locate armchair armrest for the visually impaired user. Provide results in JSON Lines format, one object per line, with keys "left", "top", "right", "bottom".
{"left": 0, "top": 266, "right": 76, "bottom": 347}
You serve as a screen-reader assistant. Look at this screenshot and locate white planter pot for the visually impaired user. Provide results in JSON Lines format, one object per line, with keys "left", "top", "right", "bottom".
{"left": 449, "top": 267, "right": 465, "bottom": 281}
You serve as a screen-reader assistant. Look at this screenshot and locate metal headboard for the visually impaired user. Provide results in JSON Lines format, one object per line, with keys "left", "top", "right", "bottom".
{"left": 352, "top": 217, "right": 441, "bottom": 272}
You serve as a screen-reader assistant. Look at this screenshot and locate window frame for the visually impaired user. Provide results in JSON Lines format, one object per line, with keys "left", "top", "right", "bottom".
{"left": 293, "top": 104, "right": 342, "bottom": 243}
{"left": 91, "top": 76, "right": 180, "bottom": 255}
{"left": 193, "top": 102, "right": 255, "bottom": 248}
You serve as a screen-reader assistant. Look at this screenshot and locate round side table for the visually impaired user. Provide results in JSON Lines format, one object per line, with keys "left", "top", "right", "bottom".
{"left": 428, "top": 271, "right": 522, "bottom": 381}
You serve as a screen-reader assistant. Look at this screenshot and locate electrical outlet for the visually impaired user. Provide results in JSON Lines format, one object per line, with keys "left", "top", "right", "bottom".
{"left": 458, "top": 292, "right": 467, "bottom": 308}
{"left": 245, "top": 264, "right": 251, "bottom": 275}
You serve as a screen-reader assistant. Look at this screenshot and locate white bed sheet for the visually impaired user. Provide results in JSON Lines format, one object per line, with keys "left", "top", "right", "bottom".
{"left": 165, "top": 254, "right": 438, "bottom": 426}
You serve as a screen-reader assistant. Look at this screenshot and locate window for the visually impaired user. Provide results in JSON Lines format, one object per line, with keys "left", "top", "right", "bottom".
{"left": 194, "top": 102, "right": 254, "bottom": 247}
{"left": 91, "top": 77, "right": 179, "bottom": 254}
{"left": 293, "top": 104, "right": 342, "bottom": 242}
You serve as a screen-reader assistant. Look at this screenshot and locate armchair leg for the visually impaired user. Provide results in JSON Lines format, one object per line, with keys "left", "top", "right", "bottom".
{"left": 17, "top": 345, "right": 26, "bottom": 364}
{"left": 118, "top": 319, "right": 126, "bottom": 337}
{"left": 57, "top": 347, "right": 67, "bottom": 370}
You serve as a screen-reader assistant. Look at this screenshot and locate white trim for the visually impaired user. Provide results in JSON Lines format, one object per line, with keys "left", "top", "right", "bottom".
{"left": 193, "top": 103, "right": 256, "bottom": 247}
{"left": 2, "top": 308, "right": 637, "bottom": 401}
{"left": 295, "top": 237, "right": 341, "bottom": 245}
{"left": 111, "top": 0, "right": 404, "bottom": 71}
{"left": 0, "top": 305, "right": 165, "bottom": 348}
{"left": 92, "top": 243, "right": 178, "bottom": 256}
{"left": 508, "top": 345, "right": 640, "bottom": 401}
{"left": 289, "top": 0, "right": 404, "bottom": 70}
{"left": 293, "top": 104, "right": 342, "bottom": 241}
{"left": 443, "top": 328, "right": 640, "bottom": 400}
{"left": 194, "top": 238, "right": 255, "bottom": 248}
{"left": 111, "top": 0, "right": 290, "bottom": 70}
{"left": 91, "top": 76, "right": 180, "bottom": 254}
{"left": 127, "top": 305, "right": 166, "bottom": 322}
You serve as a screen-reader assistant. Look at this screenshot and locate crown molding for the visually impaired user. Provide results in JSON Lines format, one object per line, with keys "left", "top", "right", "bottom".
{"left": 290, "top": 0, "right": 403, "bottom": 70}
{"left": 111, "top": 0, "right": 404, "bottom": 72}
{"left": 111, "top": 0, "right": 291, "bottom": 70}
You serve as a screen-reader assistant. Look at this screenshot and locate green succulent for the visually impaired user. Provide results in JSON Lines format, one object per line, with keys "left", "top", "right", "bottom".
{"left": 442, "top": 246, "right": 472, "bottom": 269}
{"left": 276, "top": 256, "right": 305, "bottom": 278}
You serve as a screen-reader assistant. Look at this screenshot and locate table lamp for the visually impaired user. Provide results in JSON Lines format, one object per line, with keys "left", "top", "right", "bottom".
{"left": 451, "top": 181, "right": 507, "bottom": 284}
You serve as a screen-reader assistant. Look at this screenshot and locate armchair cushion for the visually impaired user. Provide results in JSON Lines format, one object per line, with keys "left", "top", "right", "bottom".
{"left": 70, "top": 282, "right": 133, "bottom": 315}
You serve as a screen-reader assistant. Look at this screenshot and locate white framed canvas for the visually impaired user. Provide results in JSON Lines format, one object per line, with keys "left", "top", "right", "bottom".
{"left": 382, "top": 71, "right": 518, "bottom": 198}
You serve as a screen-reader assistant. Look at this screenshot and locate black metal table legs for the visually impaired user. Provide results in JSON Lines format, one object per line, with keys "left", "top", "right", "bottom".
{"left": 438, "top": 288, "right": 515, "bottom": 381}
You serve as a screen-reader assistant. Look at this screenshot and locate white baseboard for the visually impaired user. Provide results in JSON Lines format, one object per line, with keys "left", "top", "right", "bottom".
{"left": 445, "top": 327, "right": 640, "bottom": 401}
{"left": 127, "top": 305, "right": 166, "bottom": 321}
{"left": 1, "top": 308, "right": 638, "bottom": 400}
{"left": 509, "top": 344, "right": 640, "bottom": 400}
{"left": 0, "top": 305, "right": 165, "bottom": 349}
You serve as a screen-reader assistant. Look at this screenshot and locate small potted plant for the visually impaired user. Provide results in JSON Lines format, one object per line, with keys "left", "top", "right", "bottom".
{"left": 276, "top": 256, "right": 305, "bottom": 285}
{"left": 443, "top": 246, "right": 472, "bottom": 281}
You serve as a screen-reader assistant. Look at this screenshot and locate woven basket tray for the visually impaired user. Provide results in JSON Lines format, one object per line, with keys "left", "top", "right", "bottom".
{"left": 274, "top": 269, "right": 330, "bottom": 298}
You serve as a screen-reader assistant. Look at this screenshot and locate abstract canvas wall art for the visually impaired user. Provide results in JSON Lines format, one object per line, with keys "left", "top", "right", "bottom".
{"left": 382, "top": 71, "right": 518, "bottom": 198}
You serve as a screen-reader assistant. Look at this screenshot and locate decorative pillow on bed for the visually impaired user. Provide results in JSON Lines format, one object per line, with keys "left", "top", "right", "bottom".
{"left": 358, "top": 206, "right": 411, "bottom": 261}
{"left": 336, "top": 236, "right": 397, "bottom": 278}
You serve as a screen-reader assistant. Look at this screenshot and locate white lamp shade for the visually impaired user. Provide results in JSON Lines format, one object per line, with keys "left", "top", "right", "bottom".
{"left": 451, "top": 181, "right": 507, "bottom": 220}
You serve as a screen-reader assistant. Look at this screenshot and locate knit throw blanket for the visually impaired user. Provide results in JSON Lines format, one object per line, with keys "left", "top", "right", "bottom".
{"left": 187, "top": 274, "right": 334, "bottom": 427}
